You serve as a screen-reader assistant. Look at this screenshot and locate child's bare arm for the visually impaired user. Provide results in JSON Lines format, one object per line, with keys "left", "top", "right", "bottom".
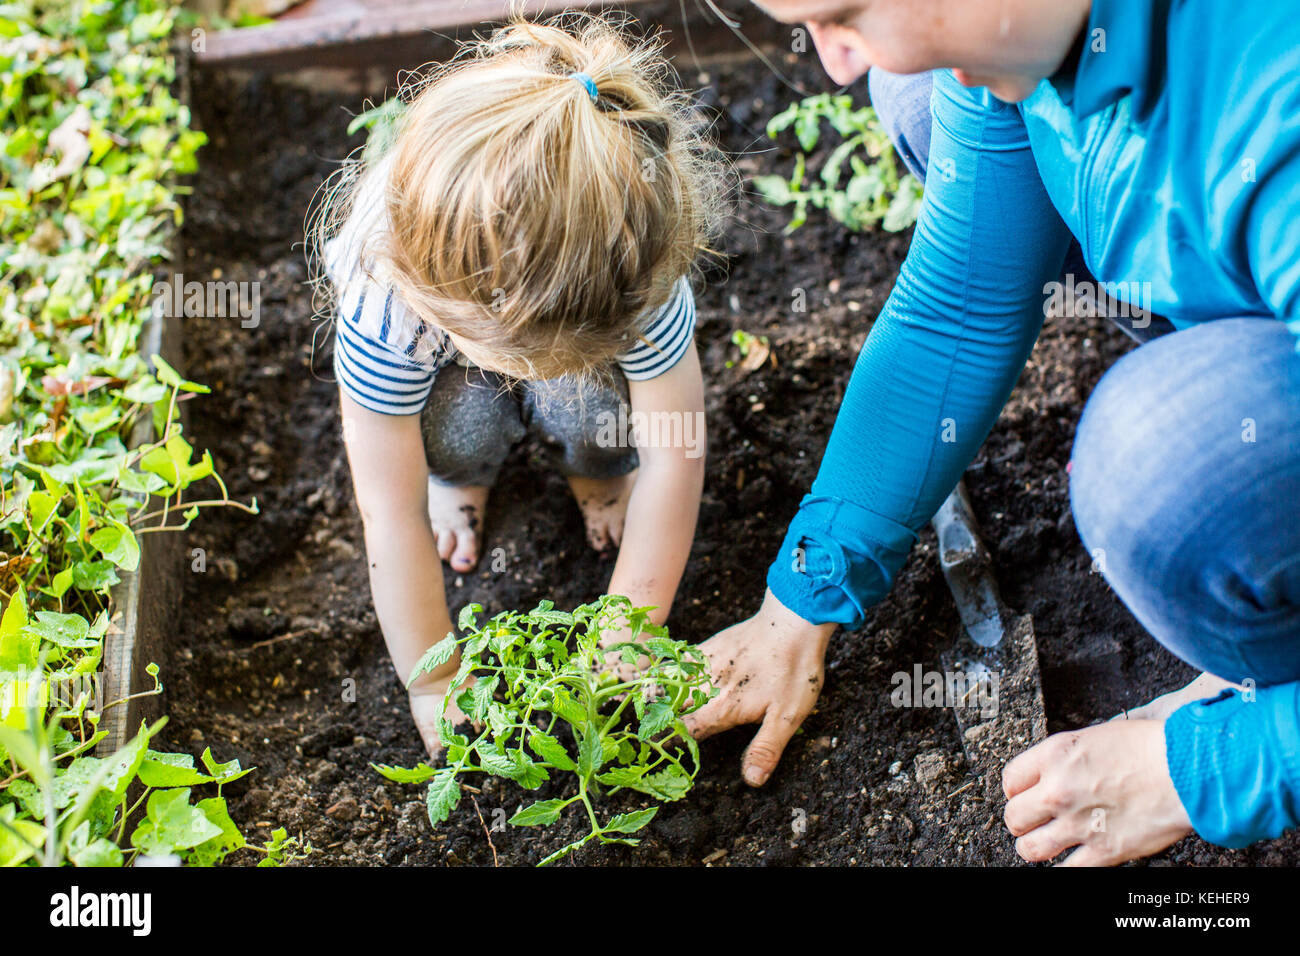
{"left": 606, "top": 340, "right": 707, "bottom": 626}
{"left": 339, "top": 393, "right": 454, "bottom": 686}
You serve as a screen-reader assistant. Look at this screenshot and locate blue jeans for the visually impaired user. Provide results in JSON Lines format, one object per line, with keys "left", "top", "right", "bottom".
{"left": 869, "top": 68, "right": 1300, "bottom": 688}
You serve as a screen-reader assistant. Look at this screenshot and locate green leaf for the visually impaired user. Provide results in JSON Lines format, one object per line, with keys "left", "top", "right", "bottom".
{"left": 547, "top": 688, "right": 587, "bottom": 727}
{"left": 468, "top": 675, "right": 497, "bottom": 721}
{"left": 604, "top": 807, "right": 657, "bottom": 834}
{"left": 476, "top": 749, "right": 515, "bottom": 778}
{"left": 198, "top": 747, "right": 254, "bottom": 785}
{"left": 638, "top": 699, "right": 675, "bottom": 739}
{"left": 88, "top": 521, "right": 140, "bottom": 571}
{"left": 577, "top": 729, "right": 605, "bottom": 776}
{"left": 23, "top": 610, "right": 94, "bottom": 648}
{"left": 372, "top": 762, "right": 437, "bottom": 784}
{"left": 151, "top": 354, "right": 210, "bottom": 393}
{"left": 187, "top": 797, "right": 246, "bottom": 866}
{"left": 425, "top": 768, "right": 461, "bottom": 826}
{"left": 509, "top": 751, "right": 549, "bottom": 789}
{"left": 137, "top": 751, "right": 216, "bottom": 787}
{"left": 537, "top": 836, "right": 590, "bottom": 867}
{"left": 0, "top": 804, "right": 46, "bottom": 867}
{"left": 71, "top": 559, "right": 119, "bottom": 591}
{"left": 527, "top": 732, "right": 576, "bottom": 771}
{"left": 69, "top": 835, "right": 124, "bottom": 868}
{"left": 407, "top": 634, "right": 456, "bottom": 685}
{"left": 508, "top": 799, "right": 569, "bottom": 827}
{"left": 456, "top": 603, "right": 482, "bottom": 632}
{"left": 130, "top": 788, "right": 223, "bottom": 855}
{"left": 596, "top": 765, "right": 692, "bottom": 801}
{"left": 0, "top": 585, "right": 38, "bottom": 671}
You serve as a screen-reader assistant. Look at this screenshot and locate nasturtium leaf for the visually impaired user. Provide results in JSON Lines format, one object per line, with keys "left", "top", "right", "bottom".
{"left": 137, "top": 750, "right": 215, "bottom": 787}
{"left": 200, "top": 747, "right": 253, "bottom": 784}
{"left": 88, "top": 521, "right": 140, "bottom": 571}
{"left": 23, "top": 610, "right": 94, "bottom": 648}
{"left": 130, "top": 787, "right": 223, "bottom": 855}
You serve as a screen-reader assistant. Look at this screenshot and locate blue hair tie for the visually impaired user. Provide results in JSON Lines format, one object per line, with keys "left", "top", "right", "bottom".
{"left": 568, "top": 71, "right": 598, "bottom": 103}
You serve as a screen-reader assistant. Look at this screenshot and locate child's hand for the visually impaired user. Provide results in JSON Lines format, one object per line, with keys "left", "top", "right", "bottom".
{"left": 596, "top": 624, "right": 651, "bottom": 684}
{"left": 407, "top": 669, "right": 473, "bottom": 760}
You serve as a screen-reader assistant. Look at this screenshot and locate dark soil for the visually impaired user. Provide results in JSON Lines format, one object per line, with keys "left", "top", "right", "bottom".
{"left": 160, "top": 46, "right": 1300, "bottom": 866}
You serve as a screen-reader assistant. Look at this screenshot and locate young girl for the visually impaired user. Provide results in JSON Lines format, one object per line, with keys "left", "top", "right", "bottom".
{"left": 312, "top": 14, "right": 725, "bottom": 756}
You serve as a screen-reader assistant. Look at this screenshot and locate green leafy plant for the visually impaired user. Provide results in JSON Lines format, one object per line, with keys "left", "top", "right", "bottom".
{"left": 376, "top": 595, "right": 714, "bottom": 866}
{"left": 753, "top": 93, "right": 924, "bottom": 233}
{"left": 0, "top": 0, "right": 291, "bottom": 865}
{"left": 346, "top": 97, "right": 407, "bottom": 163}
{"left": 0, "top": 667, "right": 311, "bottom": 867}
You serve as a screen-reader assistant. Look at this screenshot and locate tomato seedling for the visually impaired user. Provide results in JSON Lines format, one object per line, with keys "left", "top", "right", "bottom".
{"left": 376, "top": 595, "right": 714, "bottom": 865}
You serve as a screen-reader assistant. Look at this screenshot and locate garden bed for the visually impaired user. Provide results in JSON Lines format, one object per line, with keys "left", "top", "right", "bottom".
{"left": 158, "top": 43, "right": 1300, "bottom": 866}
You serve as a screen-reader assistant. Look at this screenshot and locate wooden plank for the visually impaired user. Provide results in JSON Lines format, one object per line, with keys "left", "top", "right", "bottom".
{"left": 96, "top": 41, "right": 191, "bottom": 757}
{"left": 197, "top": 0, "right": 616, "bottom": 65}
{"left": 192, "top": 0, "right": 788, "bottom": 72}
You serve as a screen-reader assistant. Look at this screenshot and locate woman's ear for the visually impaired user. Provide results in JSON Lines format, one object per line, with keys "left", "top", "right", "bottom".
{"left": 806, "top": 22, "right": 871, "bottom": 87}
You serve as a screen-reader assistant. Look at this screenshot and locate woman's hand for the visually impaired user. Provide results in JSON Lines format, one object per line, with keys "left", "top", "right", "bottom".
{"left": 1003, "top": 719, "right": 1193, "bottom": 865}
{"left": 684, "top": 589, "right": 836, "bottom": 786}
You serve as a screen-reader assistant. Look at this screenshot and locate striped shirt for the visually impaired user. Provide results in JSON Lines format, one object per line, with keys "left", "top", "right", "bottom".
{"left": 330, "top": 273, "right": 697, "bottom": 417}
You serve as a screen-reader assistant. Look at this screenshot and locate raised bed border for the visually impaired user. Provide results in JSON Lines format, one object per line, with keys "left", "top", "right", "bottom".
{"left": 96, "top": 38, "right": 192, "bottom": 757}
{"left": 193, "top": 0, "right": 790, "bottom": 73}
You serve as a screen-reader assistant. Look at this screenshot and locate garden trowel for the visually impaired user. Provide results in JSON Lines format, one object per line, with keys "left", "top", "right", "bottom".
{"left": 931, "top": 480, "right": 1047, "bottom": 766}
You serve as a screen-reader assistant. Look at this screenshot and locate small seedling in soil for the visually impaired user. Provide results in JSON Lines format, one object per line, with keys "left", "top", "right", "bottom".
{"left": 726, "top": 329, "right": 773, "bottom": 372}
{"left": 753, "top": 93, "right": 924, "bottom": 234}
{"left": 375, "top": 595, "right": 714, "bottom": 866}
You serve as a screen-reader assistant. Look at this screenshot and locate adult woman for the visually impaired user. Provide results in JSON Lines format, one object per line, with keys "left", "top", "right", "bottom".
{"left": 687, "top": 0, "right": 1300, "bottom": 865}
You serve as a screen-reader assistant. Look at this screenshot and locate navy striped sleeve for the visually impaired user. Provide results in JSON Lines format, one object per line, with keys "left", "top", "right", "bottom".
{"left": 333, "top": 284, "right": 445, "bottom": 416}
{"left": 617, "top": 278, "right": 697, "bottom": 381}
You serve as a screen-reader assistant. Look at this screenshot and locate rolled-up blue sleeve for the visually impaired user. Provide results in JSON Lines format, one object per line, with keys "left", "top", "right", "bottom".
{"left": 1165, "top": 684, "right": 1300, "bottom": 847}
{"left": 767, "top": 72, "right": 1073, "bottom": 626}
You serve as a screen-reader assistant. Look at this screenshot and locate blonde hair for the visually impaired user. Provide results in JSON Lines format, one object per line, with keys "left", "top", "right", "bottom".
{"left": 311, "top": 11, "right": 727, "bottom": 381}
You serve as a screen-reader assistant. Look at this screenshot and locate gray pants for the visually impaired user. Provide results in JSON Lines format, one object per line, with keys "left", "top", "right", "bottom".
{"left": 420, "top": 365, "right": 638, "bottom": 487}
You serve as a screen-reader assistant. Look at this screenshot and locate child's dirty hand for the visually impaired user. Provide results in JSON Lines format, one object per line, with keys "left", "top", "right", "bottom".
{"left": 595, "top": 625, "right": 652, "bottom": 685}
{"left": 408, "top": 673, "right": 474, "bottom": 761}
